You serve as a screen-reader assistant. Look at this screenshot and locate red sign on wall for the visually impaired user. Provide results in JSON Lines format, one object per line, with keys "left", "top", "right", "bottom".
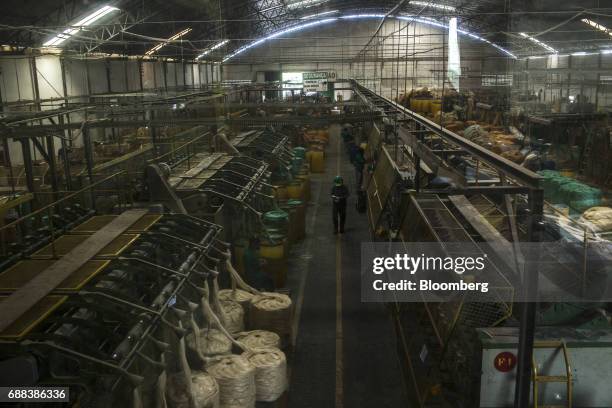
{"left": 494, "top": 352, "right": 517, "bottom": 372}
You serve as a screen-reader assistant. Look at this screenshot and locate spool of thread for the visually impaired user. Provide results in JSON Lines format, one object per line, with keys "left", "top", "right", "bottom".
{"left": 187, "top": 329, "right": 232, "bottom": 360}
{"left": 166, "top": 372, "right": 220, "bottom": 408}
{"left": 219, "top": 289, "right": 255, "bottom": 312}
{"left": 221, "top": 300, "right": 245, "bottom": 334}
{"left": 235, "top": 330, "right": 281, "bottom": 350}
{"left": 249, "top": 292, "right": 292, "bottom": 337}
{"left": 242, "top": 348, "right": 287, "bottom": 402}
{"left": 206, "top": 354, "right": 256, "bottom": 408}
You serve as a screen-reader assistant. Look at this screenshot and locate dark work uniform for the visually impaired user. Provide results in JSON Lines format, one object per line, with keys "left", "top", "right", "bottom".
{"left": 331, "top": 184, "right": 350, "bottom": 233}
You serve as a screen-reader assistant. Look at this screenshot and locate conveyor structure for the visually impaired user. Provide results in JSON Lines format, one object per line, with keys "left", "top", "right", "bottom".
{"left": 0, "top": 212, "right": 226, "bottom": 408}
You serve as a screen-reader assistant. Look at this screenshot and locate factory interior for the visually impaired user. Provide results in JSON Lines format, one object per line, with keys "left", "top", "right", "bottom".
{"left": 0, "top": 0, "right": 612, "bottom": 407}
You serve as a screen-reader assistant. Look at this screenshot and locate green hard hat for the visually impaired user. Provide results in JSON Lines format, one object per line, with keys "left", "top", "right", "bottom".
{"left": 334, "top": 175, "right": 343, "bottom": 185}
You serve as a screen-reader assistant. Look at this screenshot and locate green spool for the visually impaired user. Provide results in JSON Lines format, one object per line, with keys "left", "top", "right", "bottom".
{"left": 293, "top": 147, "right": 306, "bottom": 159}
{"left": 291, "top": 157, "right": 303, "bottom": 175}
{"left": 287, "top": 199, "right": 303, "bottom": 207}
{"left": 263, "top": 209, "right": 289, "bottom": 224}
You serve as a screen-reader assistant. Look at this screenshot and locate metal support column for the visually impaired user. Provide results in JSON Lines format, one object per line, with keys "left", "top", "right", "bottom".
{"left": 514, "top": 188, "right": 544, "bottom": 408}
{"left": 45, "top": 135, "right": 59, "bottom": 197}
{"left": 58, "top": 114, "right": 73, "bottom": 190}
{"left": 19, "top": 139, "right": 35, "bottom": 194}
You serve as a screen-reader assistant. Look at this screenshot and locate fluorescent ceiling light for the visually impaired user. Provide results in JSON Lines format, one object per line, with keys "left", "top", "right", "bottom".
{"left": 301, "top": 10, "right": 338, "bottom": 19}
{"left": 196, "top": 39, "right": 230, "bottom": 59}
{"left": 287, "top": 0, "right": 328, "bottom": 10}
{"left": 43, "top": 5, "right": 119, "bottom": 47}
{"left": 581, "top": 18, "right": 612, "bottom": 38}
{"left": 519, "top": 32, "right": 557, "bottom": 54}
{"left": 222, "top": 13, "right": 517, "bottom": 62}
{"left": 409, "top": 1, "right": 456, "bottom": 12}
{"left": 145, "top": 28, "right": 192, "bottom": 56}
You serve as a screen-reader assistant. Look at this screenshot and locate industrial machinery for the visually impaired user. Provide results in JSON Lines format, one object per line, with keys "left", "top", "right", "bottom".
{"left": 230, "top": 128, "right": 294, "bottom": 183}
{"left": 0, "top": 211, "right": 226, "bottom": 407}
{"left": 354, "top": 80, "right": 612, "bottom": 407}
{"left": 146, "top": 144, "right": 273, "bottom": 240}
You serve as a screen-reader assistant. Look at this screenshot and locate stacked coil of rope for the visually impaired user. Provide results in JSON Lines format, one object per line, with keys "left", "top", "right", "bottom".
{"left": 207, "top": 354, "right": 256, "bottom": 408}
{"left": 166, "top": 372, "right": 220, "bottom": 408}
{"left": 249, "top": 292, "right": 292, "bottom": 338}
{"left": 235, "top": 330, "right": 281, "bottom": 350}
{"left": 219, "top": 289, "right": 255, "bottom": 312}
{"left": 221, "top": 299, "right": 245, "bottom": 333}
{"left": 242, "top": 348, "right": 287, "bottom": 402}
{"left": 187, "top": 328, "right": 232, "bottom": 362}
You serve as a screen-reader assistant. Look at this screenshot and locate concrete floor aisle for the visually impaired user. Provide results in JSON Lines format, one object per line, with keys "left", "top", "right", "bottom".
{"left": 287, "top": 125, "right": 407, "bottom": 407}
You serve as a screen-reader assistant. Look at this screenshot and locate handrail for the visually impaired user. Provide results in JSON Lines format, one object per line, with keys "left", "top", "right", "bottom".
{"left": 146, "top": 131, "right": 211, "bottom": 165}
{"left": 0, "top": 170, "right": 126, "bottom": 233}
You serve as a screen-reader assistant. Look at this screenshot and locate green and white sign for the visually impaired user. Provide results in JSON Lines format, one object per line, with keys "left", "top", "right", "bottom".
{"left": 302, "top": 71, "right": 336, "bottom": 92}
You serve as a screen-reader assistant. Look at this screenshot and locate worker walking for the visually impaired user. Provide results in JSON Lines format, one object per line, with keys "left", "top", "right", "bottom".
{"left": 331, "top": 175, "right": 349, "bottom": 234}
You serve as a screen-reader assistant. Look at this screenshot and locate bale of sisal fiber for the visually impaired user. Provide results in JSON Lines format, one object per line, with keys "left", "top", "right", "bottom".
{"left": 221, "top": 300, "right": 245, "bottom": 334}
{"left": 207, "top": 354, "right": 256, "bottom": 408}
{"left": 219, "top": 289, "right": 254, "bottom": 312}
{"left": 193, "top": 373, "right": 221, "bottom": 408}
{"left": 579, "top": 206, "right": 612, "bottom": 233}
{"left": 187, "top": 329, "right": 232, "bottom": 360}
{"left": 501, "top": 150, "right": 524, "bottom": 164}
{"left": 249, "top": 292, "right": 292, "bottom": 337}
{"left": 242, "top": 348, "right": 287, "bottom": 402}
{"left": 235, "top": 330, "right": 281, "bottom": 350}
{"left": 166, "top": 372, "right": 220, "bottom": 408}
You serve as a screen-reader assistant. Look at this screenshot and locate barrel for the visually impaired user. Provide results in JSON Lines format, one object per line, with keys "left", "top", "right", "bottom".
{"left": 430, "top": 100, "right": 442, "bottom": 117}
{"left": 310, "top": 151, "right": 325, "bottom": 173}
{"left": 287, "top": 199, "right": 305, "bottom": 240}
{"left": 279, "top": 202, "right": 298, "bottom": 244}
{"left": 287, "top": 181, "right": 303, "bottom": 200}
{"left": 274, "top": 185, "right": 288, "bottom": 201}
{"left": 409, "top": 99, "right": 418, "bottom": 112}
{"left": 296, "top": 172, "right": 311, "bottom": 201}
{"left": 260, "top": 233, "right": 288, "bottom": 288}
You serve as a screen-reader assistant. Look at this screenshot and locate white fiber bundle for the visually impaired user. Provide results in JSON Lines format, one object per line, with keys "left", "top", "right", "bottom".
{"left": 219, "top": 289, "right": 254, "bottom": 311}
{"left": 235, "top": 330, "right": 281, "bottom": 350}
{"left": 221, "top": 300, "right": 245, "bottom": 334}
{"left": 192, "top": 372, "right": 220, "bottom": 408}
{"left": 249, "top": 292, "right": 292, "bottom": 337}
{"left": 187, "top": 329, "right": 232, "bottom": 359}
{"left": 166, "top": 372, "right": 220, "bottom": 408}
{"left": 242, "top": 348, "right": 287, "bottom": 402}
{"left": 207, "top": 354, "right": 256, "bottom": 408}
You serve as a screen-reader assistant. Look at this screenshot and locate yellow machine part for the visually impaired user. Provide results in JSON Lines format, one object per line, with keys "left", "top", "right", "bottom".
{"left": 0, "top": 259, "right": 109, "bottom": 292}
{"left": 0, "top": 295, "right": 67, "bottom": 339}
{"left": 70, "top": 214, "right": 162, "bottom": 234}
{"left": 31, "top": 234, "right": 139, "bottom": 258}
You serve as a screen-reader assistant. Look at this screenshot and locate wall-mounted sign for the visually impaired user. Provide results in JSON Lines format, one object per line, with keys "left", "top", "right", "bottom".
{"left": 302, "top": 71, "right": 336, "bottom": 92}
{"left": 493, "top": 351, "right": 517, "bottom": 372}
{"left": 303, "top": 72, "right": 327, "bottom": 92}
